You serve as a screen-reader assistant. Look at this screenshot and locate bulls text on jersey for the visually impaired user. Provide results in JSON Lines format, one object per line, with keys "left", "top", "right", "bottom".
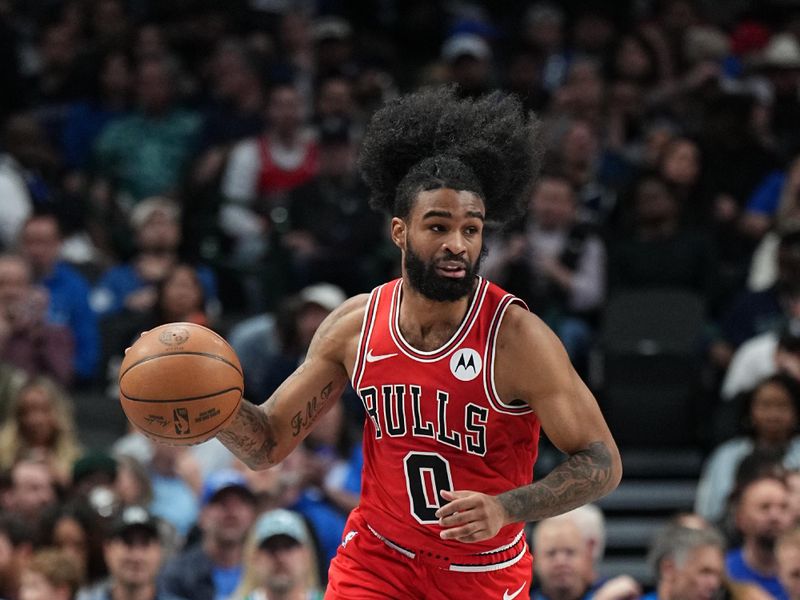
{"left": 358, "top": 384, "right": 489, "bottom": 456}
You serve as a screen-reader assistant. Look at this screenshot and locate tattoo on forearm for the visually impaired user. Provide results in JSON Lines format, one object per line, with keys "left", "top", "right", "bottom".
{"left": 498, "top": 441, "right": 614, "bottom": 522}
{"left": 217, "top": 401, "right": 278, "bottom": 469}
{"left": 291, "top": 381, "right": 334, "bottom": 436}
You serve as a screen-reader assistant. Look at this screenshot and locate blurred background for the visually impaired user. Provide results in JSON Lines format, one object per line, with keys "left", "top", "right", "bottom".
{"left": 3, "top": 0, "right": 800, "bottom": 598}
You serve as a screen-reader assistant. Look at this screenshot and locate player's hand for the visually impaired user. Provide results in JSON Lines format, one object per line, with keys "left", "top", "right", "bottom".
{"left": 435, "top": 489, "right": 509, "bottom": 543}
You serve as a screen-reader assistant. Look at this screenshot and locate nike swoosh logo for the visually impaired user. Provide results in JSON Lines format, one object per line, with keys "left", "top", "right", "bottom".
{"left": 366, "top": 349, "right": 398, "bottom": 363}
{"left": 503, "top": 581, "right": 526, "bottom": 600}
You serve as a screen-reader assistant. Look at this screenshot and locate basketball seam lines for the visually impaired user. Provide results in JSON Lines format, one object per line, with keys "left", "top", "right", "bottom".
{"left": 119, "top": 350, "right": 243, "bottom": 380}
{"left": 120, "top": 386, "right": 243, "bottom": 403}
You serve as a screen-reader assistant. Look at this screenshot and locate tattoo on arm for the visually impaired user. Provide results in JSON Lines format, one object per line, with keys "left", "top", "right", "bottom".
{"left": 217, "top": 401, "right": 279, "bottom": 469}
{"left": 291, "top": 381, "right": 334, "bottom": 436}
{"left": 498, "top": 441, "right": 614, "bottom": 522}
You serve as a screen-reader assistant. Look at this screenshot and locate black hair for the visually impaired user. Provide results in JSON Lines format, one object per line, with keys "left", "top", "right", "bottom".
{"left": 739, "top": 373, "right": 800, "bottom": 437}
{"left": 358, "top": 86, "right": 542, "bottom": 225}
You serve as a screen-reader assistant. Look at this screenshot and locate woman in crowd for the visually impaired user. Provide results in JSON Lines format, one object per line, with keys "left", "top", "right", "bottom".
{"left": 695, "top": 373, "right": 800, "bottom": 523}
{"left": 0, "top": 376, "right": 83, "bottom": 485}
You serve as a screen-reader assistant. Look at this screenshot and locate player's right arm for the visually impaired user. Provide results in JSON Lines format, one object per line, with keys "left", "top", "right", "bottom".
{"left": 216, "top": 295, "right": 367, "bottom": 470}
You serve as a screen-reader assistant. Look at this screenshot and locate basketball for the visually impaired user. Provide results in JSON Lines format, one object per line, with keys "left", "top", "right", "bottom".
{"left": 118, "top": 322, "right": 243, "bottom": 445}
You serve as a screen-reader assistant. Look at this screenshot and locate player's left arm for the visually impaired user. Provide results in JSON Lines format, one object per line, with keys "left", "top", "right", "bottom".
{"left": 438, "top": 305, "right": 622, "bottom": 542}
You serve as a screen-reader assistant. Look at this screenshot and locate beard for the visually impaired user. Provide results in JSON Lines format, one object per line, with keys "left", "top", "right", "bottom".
{"left": 754, "top": 533, "right": 778, "bottom": 553}
{"left": 404, "top": 238, "right": 483, "bottom": 302}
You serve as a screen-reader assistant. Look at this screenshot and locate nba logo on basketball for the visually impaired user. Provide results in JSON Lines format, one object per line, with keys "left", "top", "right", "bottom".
{"left": 173, "top": 408, "right": 190, "bottom": 434}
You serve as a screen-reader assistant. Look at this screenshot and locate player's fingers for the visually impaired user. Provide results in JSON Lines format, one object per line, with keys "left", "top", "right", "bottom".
{"left": 438, "top": 507, "right": 477, "bottom": 527}
{"left": 440, "top": 523, "right": 487, "bottom": 542}
{"left": 435, "top": 494, "right": 478, "bottom": 519}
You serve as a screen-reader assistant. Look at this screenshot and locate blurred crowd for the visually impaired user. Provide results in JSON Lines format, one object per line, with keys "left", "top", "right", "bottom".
{"left": 6, "top": 0, "right": 800, "bottom": 597}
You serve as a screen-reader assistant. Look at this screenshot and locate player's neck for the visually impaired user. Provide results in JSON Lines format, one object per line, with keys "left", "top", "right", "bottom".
{"left": 398, "top": 280, "right": 473, "bottom": 351}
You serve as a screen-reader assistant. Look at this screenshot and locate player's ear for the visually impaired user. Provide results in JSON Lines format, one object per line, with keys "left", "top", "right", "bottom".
{"left": 390, "top": 217, "right": 407, "bottom": 250}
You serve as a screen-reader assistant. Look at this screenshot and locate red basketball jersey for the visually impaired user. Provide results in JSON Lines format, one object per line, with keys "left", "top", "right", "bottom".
{"left": 350, "top": 277, "right": 541, "bottom": 560}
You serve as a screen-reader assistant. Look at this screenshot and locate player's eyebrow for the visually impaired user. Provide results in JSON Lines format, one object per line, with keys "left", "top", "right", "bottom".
{"left": 421, "top": 210, "right": 485, "bottom": 221}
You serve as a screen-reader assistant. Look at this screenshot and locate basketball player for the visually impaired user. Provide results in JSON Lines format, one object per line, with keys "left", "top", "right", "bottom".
{"left": 216, "top": 87, "right": 622, "bottom": 598}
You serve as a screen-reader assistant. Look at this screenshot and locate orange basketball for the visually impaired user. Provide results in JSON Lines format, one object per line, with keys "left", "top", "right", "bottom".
{"left": 118, "top": 322, "right": 243, "bottom": 445}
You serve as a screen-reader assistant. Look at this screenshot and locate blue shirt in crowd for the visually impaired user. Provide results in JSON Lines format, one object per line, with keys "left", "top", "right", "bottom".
{"left": 726, "top": 548, "right": 787, "bottom": 600}
{"left": 41, "top": 261, "right": 100, "bottom": 380}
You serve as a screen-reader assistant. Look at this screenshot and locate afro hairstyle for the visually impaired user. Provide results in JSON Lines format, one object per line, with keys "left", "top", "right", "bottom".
{"left": 358, "top": 86, "right": 542, "bottom": 225}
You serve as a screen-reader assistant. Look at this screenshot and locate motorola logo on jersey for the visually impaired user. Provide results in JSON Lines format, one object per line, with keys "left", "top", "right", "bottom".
{"left": 450, "top": 348, "right": 482, "bottom": 381}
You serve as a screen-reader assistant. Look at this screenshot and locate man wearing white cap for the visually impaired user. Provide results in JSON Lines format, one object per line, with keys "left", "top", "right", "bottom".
{"left": 235, "top": 509, "right": 322, "bottom": 600}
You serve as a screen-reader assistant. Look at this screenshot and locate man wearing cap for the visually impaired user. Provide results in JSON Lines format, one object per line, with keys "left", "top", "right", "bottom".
{"left": 441, "top": 33, "right": 493, "bottom": 98}
{"left": 78, "top": 505, "right": 188, "bottom": 600}
{"left": 159, "top": 469, "right": 257, "bottom": 600}
{"left": 235, "top": 509, "right": 322, "bottom": 600}
{"left": 229, "top": 284, "right": 347, "bottom": 402}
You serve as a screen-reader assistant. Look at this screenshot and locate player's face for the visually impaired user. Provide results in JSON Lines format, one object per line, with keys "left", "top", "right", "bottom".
{"left": 396, "top": 188, "right": 485, "bottom": 302}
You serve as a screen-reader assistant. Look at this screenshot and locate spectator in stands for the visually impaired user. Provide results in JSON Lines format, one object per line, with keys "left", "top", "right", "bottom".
{"left": 220, "top": 81, "right": 318, "bottom": 239}
{"left": 0, "top": 513, "right": 34, "bottom": 600}
{"left": 32, "top": 21, "right": 85, "bottom": 107}
{"left": 102, "top": 262, "right": 212, "bottom": 388}
{"left": 557, "top": 504, "right": 607, "bottom": 583}
{"left": 714, "top": 228, "right": 800, "bottom": 370}
{"left": 522, "top": 2, "right": 569, "bottom": 92}
{"left": 739, "top": 155, "right": 800, "bottom": 246}
{"left": 219, "top": 81, "right": 318, "bottom": 310}
{"left": 2, "top": 459, "right": 59, "bottom": 530}
{"left": 69, "top": 452, "right": 117, "bottom": 503}
{"left": 232, "top": 508, "right": 322, "bottom": 600}
{"left": 753, "top": 33, "right": 800, "bottom": 163}
{"left": 0, "top": 377, "right": 82, "bottom": 486}
{"left": 313, "top": 16, "right": 358, "bottom": 81}
{"left": 313, "top": 76, "right": 357, "bottom": 129}
{"left": 229, "top": 283, "right": 346, "bottom": 402}
{"left": 18, "top": 548, "right": 83, "bottom": 600}
{"left": 160, "top": 470, "right": 257, "bottom": 600}
{"left": 59, "top": 50, "right": 133, "bottom": 175}
{"left": 37, "top": 501, "right": 108, "bottom": 591}
{"left": 482, "top": 171, "right": 606, "bottom": 368}
{"left": 0, "top": 360, "right": 26, "bottom": 422}
{"left": 440, "top": 33, "right": 494, "bottom": 99}
{"left": 551, "top": 57, "right": 606, "bottom": 126}
{"left": 551, "top": 118, "right": 616, "bottom": 227}
{"left": 197, "top": 40, "right": 267, "bottom": 150}
{"left": 643, "top": 524, "right": 726, "bottom": 600}
{"left": 696, "top": 374, "right": 800, "bottom": 523}
{"left": 656, "top": 137, "right": 707, "bottom": 227}
{"left": 91, "top": 54, "right": 203, "bottom": 205}
{"left": 19, "top": 213, "right": 99, "bottom": 383}
{"left": 531, "top": 516, "right": 640, "bottom": 599}
{"left": 777, "top": 526, "right": 800, "bottom": 599}
{"left": 79, "top": 505, "right": 188, "bottom": 600}
{"left": 609, "top": 174, "right": 717, "bottom": 299}
{"left": 289, "top": 399, "right": 362, "bottom": 571}
{"left": 113, "top": 454, "right": 153, "bottom": 511}
{"left": 284, "top": 117, "right": 387, "bottom": 295}
{"left": 90, "top": 198, "right": 217, "bottom": 318}
{"left": 146, "top": 444, "right": 201, "bottom": 539}
{"left": 0, "top": 253, "right": 74, "bottom": 387}
{"left": 726, "top": 473, "right": 793, "bottom": 597}
{"left": 0, "top": 123, "right": 34, "bottom": 251}
{"left": 722, "top": 319, "right": 800, "bottom": 401}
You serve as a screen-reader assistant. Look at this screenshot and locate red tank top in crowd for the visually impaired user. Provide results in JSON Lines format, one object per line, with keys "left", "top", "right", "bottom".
{"left": 351, "top": 277, "right": 541, "bottom": 559}
{"left": 256, "top": 136, "right": 318, "bottom": 195}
